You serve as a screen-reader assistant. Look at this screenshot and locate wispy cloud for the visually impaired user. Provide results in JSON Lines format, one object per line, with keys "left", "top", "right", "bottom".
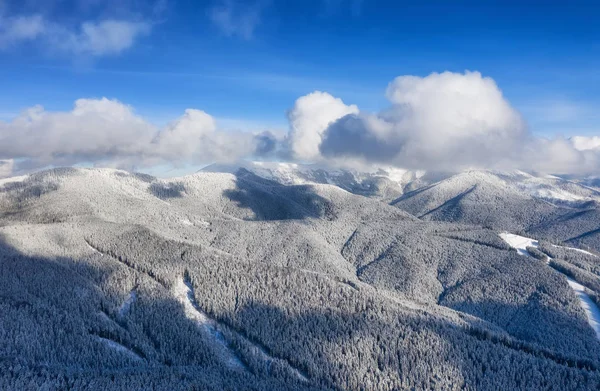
{"left": 0, "top": 0, "right": 160, "bottom": 57}
{"left": 0, "top": 14, "right": 46, "bottom": 47}
{"left": 209, "top": 0, "right": 267, "bottom": 40}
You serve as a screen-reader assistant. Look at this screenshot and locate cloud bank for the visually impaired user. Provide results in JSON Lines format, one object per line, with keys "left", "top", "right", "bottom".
{"left": 0, "top": 98, "right": 274, "bottom": 177}
{"left": 0, "top": 71, "right": 599, "bottom": 178}
{"left": 312, "top": 71, "right": 599, "bottom": 175}
{"left": 318, "top": 71, "right": 528, "bottom": 171}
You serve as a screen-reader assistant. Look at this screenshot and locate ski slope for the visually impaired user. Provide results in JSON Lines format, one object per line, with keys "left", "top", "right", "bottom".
{"left": 500, "top": 232, "right": 600, "bottom": 340}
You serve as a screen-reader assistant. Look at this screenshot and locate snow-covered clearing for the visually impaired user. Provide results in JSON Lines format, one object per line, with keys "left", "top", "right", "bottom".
{"left": 172, "top": 277, "right": 309, "bottom": 380}
{"left": 499, "top": 232, "right": 600, "bottom": 340}
{"left": 172, "top": 278, "right": 245, "bottom": 370}
{"left": 498, "top": 233, "right": 539, "bottom": 257}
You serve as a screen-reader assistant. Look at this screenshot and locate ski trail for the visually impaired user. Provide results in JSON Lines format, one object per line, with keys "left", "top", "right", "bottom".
{"left": 566, "top": 278, "right": 600, "bottom": 339}
{"left": 499, "top": 232, "right": 600, "bottom": 340}
{"left": 172, "top": 278, "right": 246, "bottom": 370}
{"left": 173, "top": 275, "right": 309, "bottom": 381}
{"left": 552, "top": 244, "right": 598, "bottom": 258}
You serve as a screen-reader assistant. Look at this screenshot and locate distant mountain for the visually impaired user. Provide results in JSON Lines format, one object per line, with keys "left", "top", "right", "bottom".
{"left": 201, "top": 161, "right": 427, "bottom": 201}
{"left": 2, "top": 167, "right": 600, "bottom": 390}
{"left": 206, "top": 162, "right": 600, "bottom": 252}
{"left": 391, "top": 170, "right": 600, "bottom": 252}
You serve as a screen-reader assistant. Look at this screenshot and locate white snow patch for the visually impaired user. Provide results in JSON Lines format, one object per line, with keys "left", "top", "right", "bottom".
{"left": 172, "top": 279, "right": 211, "bottom": 324}
{"left": 566, "top": 278, "right": 600, "bottom": 339}
{"left": 499, "top": 233, "right": 539, "bottom": 257}
{"left": 531, "top": 187, "right": 587, "bottom": 202}
{"left": 499, "top": 232, "right": 600, "bottom": 340}
{"left": 180, "top": 218, "right": 194, "bottom": 226}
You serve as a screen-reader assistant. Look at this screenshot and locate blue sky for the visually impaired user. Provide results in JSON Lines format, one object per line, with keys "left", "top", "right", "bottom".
{"left": 1, "top": 0, "right": 600, "bottom": 178}
{"left": 0, "top": 0, "right": 598, "bottom": 135}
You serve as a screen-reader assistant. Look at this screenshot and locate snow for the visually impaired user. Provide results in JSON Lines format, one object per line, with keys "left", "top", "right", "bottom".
{"left": 0, "top": 174, "right": 28, "bottom": 186}
{"left": 172, "top": 278, "right": 211, "bottom": 325}
{"left": 566, "top": 278, "right": 600, "bottom": 339}
{"left": 552, "top": 244, "right": 598, "bottom": 258}
{"left": 86, "top": 242, "right": 102, "bottom": 255}
{"left": 498, "top": 233, "right": 539, "bottom": 257}
{"left": 172, "top": 278, "right": 245, "bottom": 369}
{"left": 530, "top": 187, "right": 587, "bottom": 202}
{"left": 180, "top": 218, "right": 194, "bottom": 226}
{"left": 499, "top": 232, "right": 600, "bottom": 340}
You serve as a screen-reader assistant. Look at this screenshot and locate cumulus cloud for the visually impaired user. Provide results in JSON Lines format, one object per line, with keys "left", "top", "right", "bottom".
{"left": 273, "top": 70, "right": 600, "bottom": 176}
{"left": 0, "top": 98, "right": 275, "bottom": 174}
{"left": 319, "top": 71, "right": 528, "bottom": 171}
{"left": 571, "top": 136, "right": 600, "bottom": 151}
{"left": 287, "top": 91, "right": 358, "bottom": 161}
{"left": 209, "top": 0, "right": 265, "bottom": 40}
{"left": 1, "top": 71, "right": 599, "bottom": 177}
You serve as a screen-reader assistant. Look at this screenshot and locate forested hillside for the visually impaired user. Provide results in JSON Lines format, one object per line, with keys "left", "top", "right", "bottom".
{"left": 2, "top": 167, "right": 600, "bottom": 390}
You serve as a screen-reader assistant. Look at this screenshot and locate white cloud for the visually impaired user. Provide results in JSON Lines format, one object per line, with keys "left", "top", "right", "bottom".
{"left": 209, "top": 0, "right": 264, "bottom": 40}
{"left": 318, "top": 71, "right": 526, "bottom": 171}
{"left": 65, "top": 20, "right": 151, "bottom": 56}
{"left": 287, "top": 91, "right": 358, "bottom": 161}
{"left": 0, "top": 1, "right": 154, "bottom": 57}
{"left": 0, "top": 98, "right": 155, "bottom": 164}
{"left": 1, "top": 71, "right": 599, "bottom": 177}
{"left": 0, "top": 14, "right": 45, "bottom": 47}
{"left": 571, "top": 136, "right": 600, "bottom": 151}
{"left": 311, "top": 71, "right": 600, "bottom": 175}
{"left": 0, "top": 98, "right": 274, "bottom": 174}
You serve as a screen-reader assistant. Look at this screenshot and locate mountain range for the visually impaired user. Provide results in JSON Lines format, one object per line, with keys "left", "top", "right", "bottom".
{"left": 2, "top": 164, "right": 600, "bottom": 390}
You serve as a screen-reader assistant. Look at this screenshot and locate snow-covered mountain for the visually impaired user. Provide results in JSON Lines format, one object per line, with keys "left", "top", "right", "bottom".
{"left": 204, "top": 162, "right": 600, "bottom": 251}
{"left": 203, "top": 161, "right": 600, "bottom": 206}
{"left": 2, "top": 166, "right": 600, "bottom": 390}
{"left": 202, "top": 161, "right": 427, "bottom": 201}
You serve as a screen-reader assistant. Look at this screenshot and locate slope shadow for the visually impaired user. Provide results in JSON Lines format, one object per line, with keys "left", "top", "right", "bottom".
{"left": 3, "top": 231, "right": 600, "bottom": 390}
{"left": 149, "top": 182, "right": 186, "bottom": 200}
{"left": 226, "top": 299, "right": 600, "bottom": 390}
{"left": 222, "top": 169, "right": 336, "bottom": 221}
{"left": 0, "top": 235, "right": 319, "bottom": 391}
